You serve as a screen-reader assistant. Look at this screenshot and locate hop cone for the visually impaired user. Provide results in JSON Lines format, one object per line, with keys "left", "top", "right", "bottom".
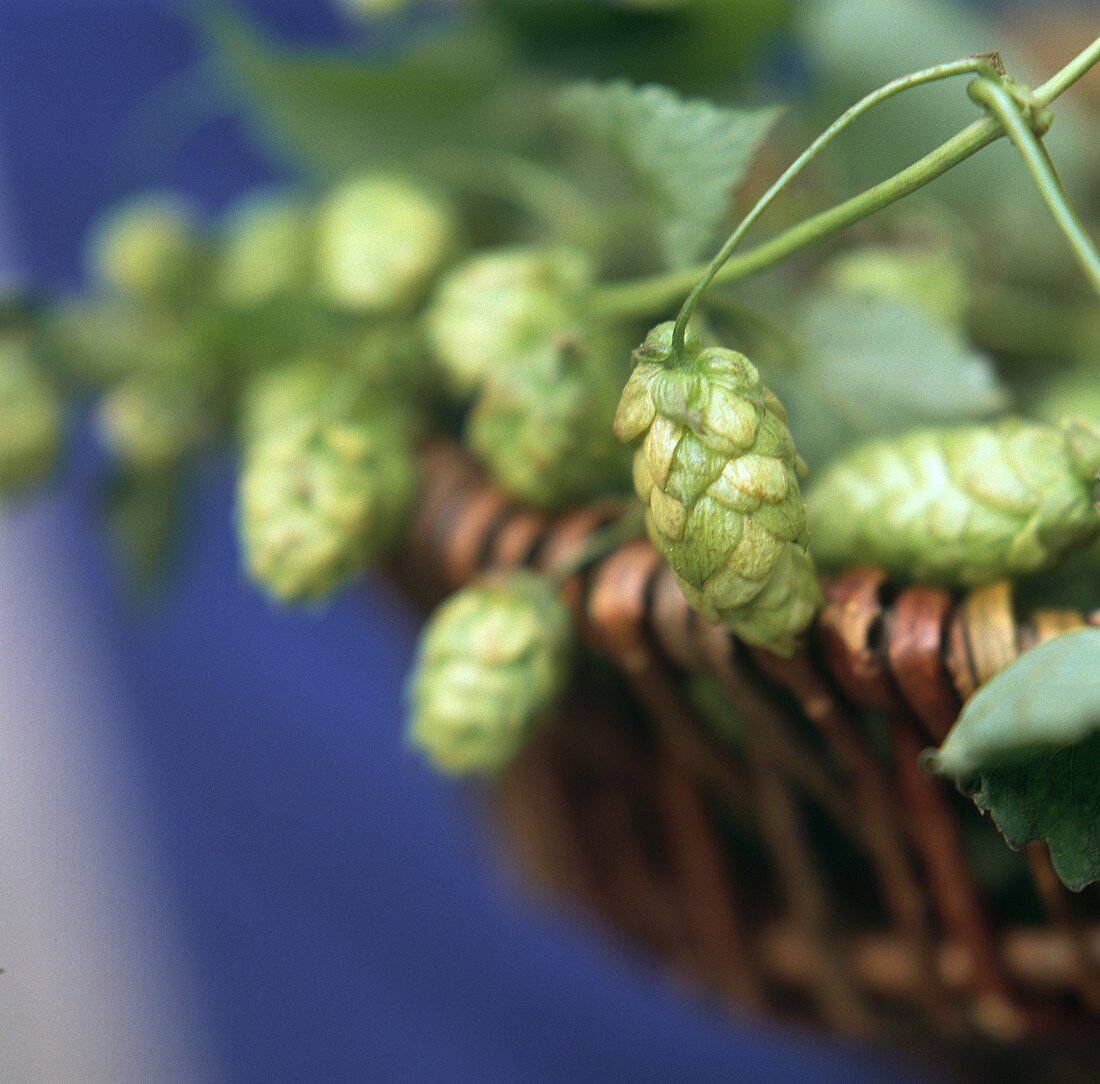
{"left": 88, "top": 194, "right": 205, "bottom": 304}
{"left": 238, "top": 401, "right": 416, "bottom": 603}
{"left": 0, "top": 338, "right": 63, "bottom": 496}
{"left": 96, "top": 374, "right": 216, "bottom": 470}
{"left": 216, "top": 192, "right": 312, "bottom": 309}
{"left": 807, "top": 418, "right": 1100, "bottom": 586}
{"left": 315, "top": 175, "right": 455, "bottom": 313}
{"left": 239, "top": 331, "right": 434, "bottom": 447}
{"left": 425, "top": 246, "right": 592, "bottom": 394}
{"left": 239, "top": 357, "right": 342, "bottom": 444}
{"left": 466, "top": 330, "right": 633, "bottom": 508}
{"left": 407, "top": 571, "right": 572, "bottom": 775}
{"left": 614, "top": 322, "right": 821, "bottom": 655}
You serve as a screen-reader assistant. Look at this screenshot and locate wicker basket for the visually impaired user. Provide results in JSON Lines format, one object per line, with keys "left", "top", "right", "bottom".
{"left": 395, "top": 441, "right": 1100, "bottom": 1079}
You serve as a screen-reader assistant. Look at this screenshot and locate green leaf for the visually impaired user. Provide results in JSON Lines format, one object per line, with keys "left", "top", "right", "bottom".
{"left": 200, "top": 5, "right": 514, "bottom": 178}
{"left": 768, "top": 290, "right": 1007, "bottom": 469}
{"left": 485, "top": 0, "right": 792, "bottom": 93}
{"left": 926, "top": 629, "right": 1100, "bottom": 892}
{"left": 555, "top": 80, "right": 782, "bottom": 268}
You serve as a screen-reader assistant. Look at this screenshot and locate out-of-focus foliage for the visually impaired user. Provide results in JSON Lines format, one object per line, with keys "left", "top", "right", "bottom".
{"left": 22, "top": 0, "right": 1100, "bottom": 857}
{"left": 769, "top": 290, "right": 1006, "bottom": 468}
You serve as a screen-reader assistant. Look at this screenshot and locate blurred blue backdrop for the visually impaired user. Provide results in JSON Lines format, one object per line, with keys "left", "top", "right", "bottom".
{"left": 0, "top": 2, "right": 932, "bottom": 1080}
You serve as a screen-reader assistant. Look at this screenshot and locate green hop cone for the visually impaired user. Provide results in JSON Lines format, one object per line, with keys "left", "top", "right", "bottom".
{"left": 239, "top": 329, "right": 436, "bottom": 448}
{"left": 614, "top": 322, "right": 821, "bottom": 655}
{"left": 216, "top": 191, "right": 313, "bottom": 309}
{"left": 238, "top": 357, "right": 337, "bottom": 444}
{"left": 95, "top": 374, "right": 216, "bottom": 471}
{"left": 315, "top": 175, "right": 455, "bottom": 313}
{"left": 238, "top": 406, "right": 416, "bottom": 603}
{"left": 407, "top": 571, "right": 573, "bottom": 775}
{"left": 425, "top": 246, "right": 592, "bottom": 395}
{"left": 806, "top": 417, "right": 1100, "bottom": 586}
{"left": 0, "top": 338, "right": 63, "bottom": 496}
{"left": 466, "top": 329, "right": 633, "bottom": 508}
{"left": 88, "top": 194, "right": 205, "bottom": 304}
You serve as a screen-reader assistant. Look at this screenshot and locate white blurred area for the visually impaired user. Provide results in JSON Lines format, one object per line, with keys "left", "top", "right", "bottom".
{"left": 0, "top": 157, "right": 220, "bottom": 1082}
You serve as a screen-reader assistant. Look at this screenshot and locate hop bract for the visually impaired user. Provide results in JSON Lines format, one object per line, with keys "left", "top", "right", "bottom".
{"left": 0, "top": 338, "right": 63, "bottom": 496}
{"left": 467, "top": 329, "right": 633, "bottom": 508}
{"left": 807, "top": 417, "right": 1100, "bottom": 586}
{"left": 407, "top": 571, "right": 572, "bottom": 775}
{"left": 315, "top": 175, "right": 455, "bottom": 313}
{"left": 238, "top": 406, "right": 416, "bottom": 603}
{"left": 88, "top": 194, "right": 205, "bottom": 304}
{"left": 425, "top": 246, "right": 592, "bottom": 394}
{"left": 614, "top": 322, "right": 821, "bottom": 655}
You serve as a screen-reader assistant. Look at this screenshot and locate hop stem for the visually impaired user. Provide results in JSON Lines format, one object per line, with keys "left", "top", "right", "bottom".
{"left": 968, "top": 75, "right": 1100, "bottom": 298}
{"left": 669, "top": 55, "right": 998, "bottom": 354}
{"left": 595, "top": 36, "right": 1100, "bottom": 323}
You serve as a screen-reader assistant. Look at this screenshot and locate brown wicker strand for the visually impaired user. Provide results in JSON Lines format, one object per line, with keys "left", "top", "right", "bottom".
{"left": 397, "top": 442, "right": 1100, "bottom": 1039}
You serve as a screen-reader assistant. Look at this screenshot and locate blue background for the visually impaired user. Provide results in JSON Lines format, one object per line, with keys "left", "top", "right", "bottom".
{"left": 0, "top": 2, "right": 930, "bottom": 1080}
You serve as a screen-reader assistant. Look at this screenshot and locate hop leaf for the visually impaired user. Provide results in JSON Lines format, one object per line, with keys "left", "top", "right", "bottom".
{"left": 926, "top": 629, "right": 1100, "bottom": 891}
{"left": 767, "top": 290, "right": 1007, "bottom": 469}
{"left": 237, "top": 402, "right": 416, "bottom": 603}
{"left": 807, "top": 418, "right": 1100, "bottom": 586}
{"left": 202, "top": 8, "right": 512, "bottom": 178}
{"left": 466, "top": 329, "right": 633, "bottom": 508}
{"left": 555, "top": 80, "right": 781, "bottom": 268}
{"left": 87, "top": 194, "right": 206, "bottom": 304}
{"left": 216, "top": 190, "right": 313, "bottom": 309}
{"left": 615, "top": 322, "right": 821, "bottom": 655}
{"left": 0, "top": 337, "right": 63, "bottom": 497}
{"left": 425, "top": 246, "right": 592, "bottom": 395}
{"left": 822, "top": 240, "right": 971, "bottom": 331}
{"left": 407, "top": 571, "right": 573, "bottom": 775}
{"left": 315, "top": 175, "right": 456, "bottom": 313}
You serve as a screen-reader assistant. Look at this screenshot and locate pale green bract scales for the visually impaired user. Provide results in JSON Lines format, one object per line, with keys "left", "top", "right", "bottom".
{"left": 614, "top": 322, "right": 821, "bottom": 656}
{"left": 466, "top": 329, "right": 633, "bottom": 509}
{"left": 425, "top": 246, "right": 593, "bottom": 395}
{"left": 407, "top": 571, "right": 572, "bottom": 775}
{"left": 238, "top": 397, "right": 416, "bottom": 604}
{"left": 807, "top": 418, "right": 1100, "bottom": 586}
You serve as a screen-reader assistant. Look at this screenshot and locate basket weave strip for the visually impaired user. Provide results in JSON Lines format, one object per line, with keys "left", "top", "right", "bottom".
{"left": 398, "top": 442, "right": 1100, "bottom": 1042}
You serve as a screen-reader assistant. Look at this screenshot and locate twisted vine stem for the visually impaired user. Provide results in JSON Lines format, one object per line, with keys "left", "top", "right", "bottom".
{"left": 968, "top": 75, "right": 1100, "bottom": 296}
{"left": 593, "top": 35, "right": 1100, "bottom": 323}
